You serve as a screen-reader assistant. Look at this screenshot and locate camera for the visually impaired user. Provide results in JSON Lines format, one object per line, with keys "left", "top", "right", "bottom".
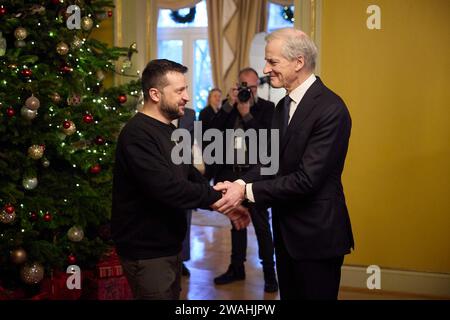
{"left": 237, "top": 82, "right": 252, "bottom": 103}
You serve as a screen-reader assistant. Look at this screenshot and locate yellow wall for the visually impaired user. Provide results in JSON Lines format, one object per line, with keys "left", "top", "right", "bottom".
{"left": 321, "top": 0, "right": 450, "bottom": 273}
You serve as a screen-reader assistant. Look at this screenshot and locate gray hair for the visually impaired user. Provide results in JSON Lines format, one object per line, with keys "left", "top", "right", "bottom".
{"left": 265, "top": 28, "right": 318, "bottom": 71}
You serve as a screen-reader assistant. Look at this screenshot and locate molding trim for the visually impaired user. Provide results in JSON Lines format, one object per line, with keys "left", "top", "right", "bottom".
{"left": 341, "top": 265, "right": 450, "bottom": 298}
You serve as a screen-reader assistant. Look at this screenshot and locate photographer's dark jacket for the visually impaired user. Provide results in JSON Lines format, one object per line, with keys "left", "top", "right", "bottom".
{"left": 111, "top": 112, "right": 221, "bottom": 260}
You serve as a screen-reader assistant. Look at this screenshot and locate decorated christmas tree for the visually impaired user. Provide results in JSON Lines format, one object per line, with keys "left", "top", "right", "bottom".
{"left": 0, "top": 0, "right": 141, "bottom": 296}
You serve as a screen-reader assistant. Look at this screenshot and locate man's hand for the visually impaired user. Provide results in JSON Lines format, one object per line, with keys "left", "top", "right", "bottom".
{"left": 236, "top": 100, "right": 251, "bottom": 117}
{"left": 212, "top": 181, "right": 245, "bottom": 214}
{"left": 226, "top": 205, "right": 251, "bottom": 230}
{"left": 227, "top": 86, "right": 238, "bottom": 105}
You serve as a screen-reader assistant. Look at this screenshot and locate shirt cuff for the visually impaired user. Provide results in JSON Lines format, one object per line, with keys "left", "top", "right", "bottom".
{"left": 246, "top": 183, "right": 255, "bottom": 203}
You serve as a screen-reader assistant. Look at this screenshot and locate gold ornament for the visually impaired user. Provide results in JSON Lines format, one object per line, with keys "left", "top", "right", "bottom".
{"left": 0, "top": 211, "right": 16, "bottom": 224}
{"left": 11, "top": 248, "right": 27, "bottom": 264}
{"left": 20, "top": 262, "right": 44, "bottom": 284}
{"left": 28, "top": 145, "right": 44, "bottom": 160}
{"left": 56, "top": 42, "right": 69, "bottom": 55}
{"left": 21, "top": 106, "right": 38, "bottom": 120}
{"left": 71, "top": 36, "right": 83, "bottom": 49}
{"left": 81, "top": 16, "right": 94, "bottom": 31}
{"left": 14, "top": 27, "right": 28, "bottom": 40}
{"left": 62, "top": 120, "right": 76, "bottom": 135}
{"left": 25, "top": 95, "right": 40, "bottom": 110}
{"left": 23, "top": 177, "right": 38, "bottom": 190}
{"left": 50, "top": 92, "right": 61, "bottom": 104}
{"left": 67, "top": 226, "right": 84, "bottom": 242}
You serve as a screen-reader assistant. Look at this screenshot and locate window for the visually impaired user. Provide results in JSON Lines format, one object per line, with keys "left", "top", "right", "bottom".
{"left": 157, "top": 1, "right": 213, "bottom": 116}
{"left": 267, "top": 2, "right": 295, "bottom": 33}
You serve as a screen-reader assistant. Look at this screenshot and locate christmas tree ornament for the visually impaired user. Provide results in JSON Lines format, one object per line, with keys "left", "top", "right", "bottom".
{"left": 96, "top": 70, "right": 105, "bottom": 81}
{"left": 108, "top": 10, "right": 113, "bottom": 17}
{"left": 0, "top": 5, "right": 7, "bottom": 16}
{"left": 81, "top": 16, "right": 94, "bottom": 31}
{"left": 21, "top": 106, "right": 38, "bottom": 120}
{"left": 94, "top": 136, "right": 105, "bottom": 145}
{"left": 11, "top": 248, "right": 27, "bottom": 264}
{"left": 43, "top": 212, "right": 52, "bottom": 222}
{"left": 14, "top": 27, "right": 28, "bottom": 41}
{"left": 62, "top": 120, "right": 76, "bottom": 135}
{"left": 67, "top": 254, "right": 77, "bottom": 264}
{"left": 82, "top": 114, "right": 94, "bottom": 124}
{"left": 56, "top": 41, "right": 69, "bottom": 55}
{"left": 89, "top": 164, "right": 101, "bottom": 174}
{"left": 4, "top": 204, "right": 15, "bottom": 214}
{"left": 28, "top": 145, "right": 45, "bottom": 160}
{"left": 67, "top": 93, "right": 82, "bottom": 106}
{"left": 71, "top": 36, "right": 83, "bottom": 49}
{"left": 118, "top": 94, "right": 127, "bottom": 104}
{"left": 20, "top": 263, "right": 44, "bottom": 284}
{"left": 6, "top": 107, "right": 16, "bottom": 117}
{"left": 29, "top": 211, "right": 38, "bottom": 221}
{"left": 0, "top": 211, "right": 16, "bottom": 224}
{"left": 50, "top": 92, "right": 61, "bottom": 104}
{"left": 96, "top": 11, "right": 107, "bottom": 20}
{"left": 67, "top": 226, "right": 84, "bottom": 242}
{"left": 23, "top": 177, "right": 38, "bottom": 190}
{"left": 14, "top": 40, "right": 26, "bottom": 48}
{"left": 41, "top": 158, "right": 50, "bottom": 168}
{"left": 25, "top": 95, "right": 40, "bottom": 110}
{"left": 0, "top": 32, "right": 6, "bottom": 57}
{"left": 21, "top": 68, "right": 33, "bottom": 77}
{"left": 60, "top": 63, "right": 73, "bottom": 74}
{"left": 122, "top": 58, "right": 132, "bottom": 70}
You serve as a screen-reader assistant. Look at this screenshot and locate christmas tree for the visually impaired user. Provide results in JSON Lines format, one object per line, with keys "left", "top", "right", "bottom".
{"left": 0, "top": 0, "right": 141, "bottom": 296}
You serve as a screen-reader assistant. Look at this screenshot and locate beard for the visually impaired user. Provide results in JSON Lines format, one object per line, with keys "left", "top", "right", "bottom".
{"left": 160, "top": 95, "right": 184, "bottom": 121}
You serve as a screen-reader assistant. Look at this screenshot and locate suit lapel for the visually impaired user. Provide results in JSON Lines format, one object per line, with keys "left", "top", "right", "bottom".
{"left": 280, "top": 77, "right": 324, "bottom": 154}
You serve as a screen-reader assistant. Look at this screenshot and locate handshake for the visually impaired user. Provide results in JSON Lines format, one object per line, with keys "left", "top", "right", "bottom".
{"left": 211, "top": 181, "right": 248, "bottom": 230}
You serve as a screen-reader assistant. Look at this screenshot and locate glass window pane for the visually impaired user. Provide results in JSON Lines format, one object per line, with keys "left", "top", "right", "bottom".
{"left": 193, "top": 39, "right": 213, "bottom": 113}
{"left": 158, "top": 0, "right": 208, "bottom": 28}
{"left": 267, "top": 3, "right": 294, "bottom": 32}
{"left": 157, "top": 40, "right": 183, "bottom": 64}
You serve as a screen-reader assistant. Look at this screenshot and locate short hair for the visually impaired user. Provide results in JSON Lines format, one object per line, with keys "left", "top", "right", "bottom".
{"left": 265, "top": 28, "right": 318, "bottom": 71}
{"left": 141, "top": 59, "right": 188, "bottom": 102}
{"left": 238, "top": 67, "right": 259, "bottom": 79}
{"left": 207, "top": 88, "right": 222, "bottom": 106}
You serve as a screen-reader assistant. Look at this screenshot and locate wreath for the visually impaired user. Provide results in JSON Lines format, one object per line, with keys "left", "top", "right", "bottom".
{"left": 170, "top": 7, "right": 196, "bottom": 24}
{"left": 281, "top": 6, "right": 294, "bottom": 23}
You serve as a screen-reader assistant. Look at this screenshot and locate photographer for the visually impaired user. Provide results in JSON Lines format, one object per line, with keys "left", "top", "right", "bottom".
{"left": 209, "top": 68, "right": 278, "bottom": 293}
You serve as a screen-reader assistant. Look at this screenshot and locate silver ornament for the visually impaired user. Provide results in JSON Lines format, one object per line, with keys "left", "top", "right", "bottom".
{"left": 71, "top": 36, "right": 83, "bottom": 49}
{"left": 25, "top": 95, "right": 40, "bottom": 110}
{"left": 81, "top": 16, "right": 93, "bottom": 31}
{"left": 21, "top": 106, "right": 38, "bottom": 120}
{"left": 0, "top": 211, "right": 16, "bottom": 224}
{"left": 14, "top": 27, "right": 28, "bottom": 40}
{"left": 67, "top": 226, "right": 84, "bottom": 242}
{"left": 23, "top": 177, "right": 38, "bottom": 190}
{"left": 42, "top": 159, "right": 50, "bottom": 168}
{"left": 20, "top": 262, "right": 44, "bottom": 284}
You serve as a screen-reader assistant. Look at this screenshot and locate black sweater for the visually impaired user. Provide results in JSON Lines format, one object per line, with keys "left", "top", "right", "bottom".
{"left": 111, "top": 112, "right": 221, "bottom": 260}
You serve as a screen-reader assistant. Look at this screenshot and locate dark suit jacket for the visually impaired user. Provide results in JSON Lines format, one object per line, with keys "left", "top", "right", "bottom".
{"left": 244, "top": 77, "right": 354, "bottom": 260}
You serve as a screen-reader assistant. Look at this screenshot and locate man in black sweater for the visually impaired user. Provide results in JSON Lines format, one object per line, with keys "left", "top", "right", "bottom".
{"left": 111, "top": 59, "right": 249, "bottom": 300}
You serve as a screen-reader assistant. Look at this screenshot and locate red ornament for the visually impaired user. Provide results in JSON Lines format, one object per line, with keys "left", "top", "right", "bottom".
{"left": 51, "top": 0, "right": 61, "bottom": 5}
{"left": 63, "top": 120, "right": 71, "bottom": 129}
{"left": 67, "top": 254, "right": 77, "bottom": 264}
{"left": 107, "top": 10, "right": 113, "bottom": 17}
{"left": 94, "top": 136, "right": 105, "bottom": 145}
{"left": 60, "top": 64, "right": 73, "bottom": 74}
{"left": 4, "top": 204, "right": 15, "bottom": 214}
{"left": 89, "top": 164, "right": 101, "bottom": 174}
{"left": 82, "top": 114, "right": 94, "bottom": 124}
{"left": 0, "top": 6, "right": 7, "bottom": 15}
{"left": 6, "top": 107, "right": 15, "bottom": 117}
{"left": 118, "top": 94, "right": 127, "bottom": 104}
{"left": 43, "top": 212, "right": 52, "bottom": 222}
{"left": 29, "top": 211, "right": 38, "bottom": 222}
{"left": 21, "top": 68, "right": 33, "bottom": 77}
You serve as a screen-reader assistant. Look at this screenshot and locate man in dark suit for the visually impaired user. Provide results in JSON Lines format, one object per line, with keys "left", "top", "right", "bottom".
{"left": 210, "top": 68, "right": 278, "bottom": 293}
{"left": 214, "top": 29, "right": 354, "bottom": 300}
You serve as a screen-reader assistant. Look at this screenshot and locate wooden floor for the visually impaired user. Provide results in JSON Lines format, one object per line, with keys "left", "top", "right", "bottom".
{"left": 180, "top": 224, "right": 442, "bottom": 300}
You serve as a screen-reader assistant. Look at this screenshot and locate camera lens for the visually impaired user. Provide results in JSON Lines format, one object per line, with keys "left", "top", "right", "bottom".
{"left": 237, "top": 82, "right": 251, "bottom": 103}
